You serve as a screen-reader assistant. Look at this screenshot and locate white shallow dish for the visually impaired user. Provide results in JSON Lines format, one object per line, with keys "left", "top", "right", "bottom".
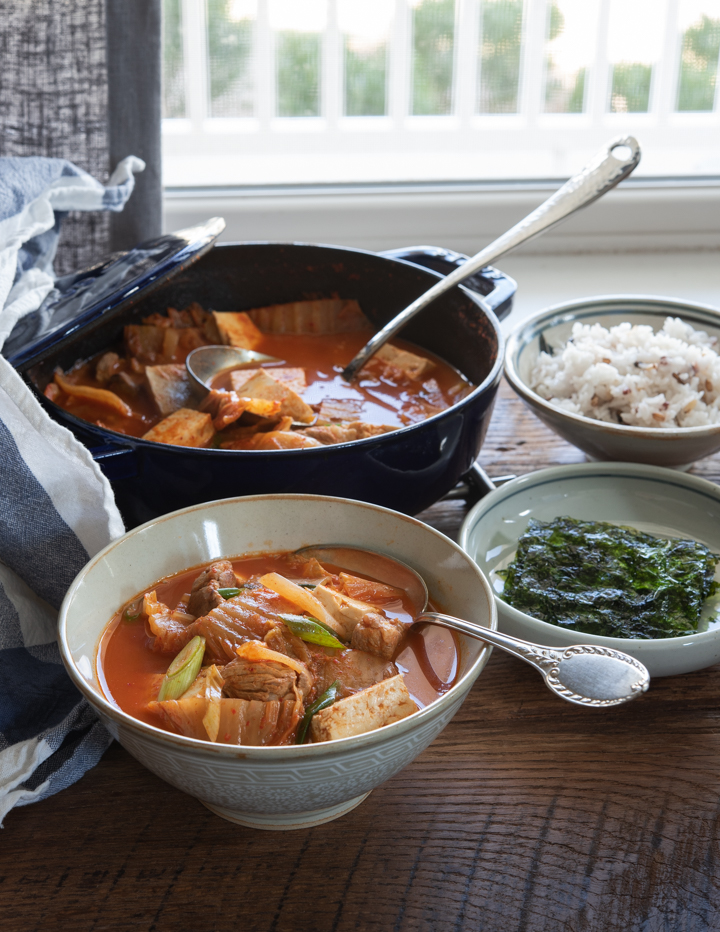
{"left": 460, "top": 462, "right": 720, "bottom": 678}
{"left": 504, "top": 295, "right": 720, "bottom": 469}
{"left": 59, "top": 494, "right": 496, "bottom": 830}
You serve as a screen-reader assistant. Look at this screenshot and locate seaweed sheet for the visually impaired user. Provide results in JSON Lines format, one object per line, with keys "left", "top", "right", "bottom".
{"left": 501, "top": 517, "right": 719, "bottom": 639}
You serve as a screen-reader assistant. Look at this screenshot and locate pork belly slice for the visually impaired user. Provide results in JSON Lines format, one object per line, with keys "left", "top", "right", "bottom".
{"left": 311, "top": 649, "right": 397, "bottom": 698}
{"left": 310, "top": 674, "right": 417, "bottom": 742}
{"left": 150, "top": 696, "right": 300, "bottom": 745}
{"left": 192, "top": 603, "right": 278, "bottom": 664}
{"left": 145, "top": 363, "right": 195, "bottom": 416}
{"left": 95, "top": 352, "right": 122, "bottom": 383}
{"left": 315, "top": 583, "right": 406, "bottom": 659}
{"left": 245, "top": 430, "right": 323, "bottom": 450}
{"left": 212, "top": 311, "right": 264, "bottom": 349}
{"left": 142, "top": 408, "right": 215, "bottom": 447}
{"left": 144, "top": 589, "right": 196, "bottom": 654}
{"left": 317, "top": 398, "right": 364, "bottom": 422}
{"left": 239, "top": 370, "right": 314, "bottom": 424}
{"left": 350, "top": 613, "right": 407, "bottom": 660}
{"left": 231, "top": 367, "right": 306, "bottom": 395}
{"left": 300, "top": 422, "right": 396, "bottom": 446}
{"left": 246, "top": 298, "right": 371, "bottom": 335}
{"left": 124, "top": 324, "right": 165, "bottom": 364}
{"left": 313, "top": 585, "right": 391, "bottom": 642}
{"left": 337, "top": 573, "right": 404, "bottom": 603}
{"left": 223, "top": 642, "right": 313, "bottom": 701}
{"left": 363, "top": 343, "right": 436, "bottom": 381}
{"left": 187, "top": 560, "right": 238, "bottom": 617}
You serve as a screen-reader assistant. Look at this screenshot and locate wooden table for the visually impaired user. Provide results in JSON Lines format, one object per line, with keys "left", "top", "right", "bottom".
{"left": 3, "top": 381, "right": 720, "bottom": 932}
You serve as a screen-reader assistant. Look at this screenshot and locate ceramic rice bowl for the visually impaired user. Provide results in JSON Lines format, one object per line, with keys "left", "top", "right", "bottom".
{"left": 59, "top": 494, "right": 496, "bottom": 830}
{"left": 460, "top": 462, "right": 720, "bottom": 678}
{"left": 504, "top": 295, "right": 720, "bottom": 469}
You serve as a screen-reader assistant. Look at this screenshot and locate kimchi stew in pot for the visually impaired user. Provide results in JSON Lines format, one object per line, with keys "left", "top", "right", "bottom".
{"left": 98, "top": 550, "right": 459, "bottom": 745}
{"left": 44, "top": 299, "right": 474, "bottom": 449}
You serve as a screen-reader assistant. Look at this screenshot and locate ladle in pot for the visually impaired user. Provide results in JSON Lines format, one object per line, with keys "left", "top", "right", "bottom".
{"left": 185, "top": 345, "right": 280, "bottom": 393}
{"left": 341, "top": 135, "right": 641, "bottom": 382}
{"left": 296, "top": 544, "right": 650, "bottom": 708}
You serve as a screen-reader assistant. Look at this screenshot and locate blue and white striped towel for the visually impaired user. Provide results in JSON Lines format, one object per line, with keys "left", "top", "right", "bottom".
{"left": 0, "top": 157, "right": 140, "bottom": 824}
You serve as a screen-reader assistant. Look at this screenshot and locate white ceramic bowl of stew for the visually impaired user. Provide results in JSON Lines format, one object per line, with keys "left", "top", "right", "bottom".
{"left": 59, "top": 494, "right": 496, "bottom": 830}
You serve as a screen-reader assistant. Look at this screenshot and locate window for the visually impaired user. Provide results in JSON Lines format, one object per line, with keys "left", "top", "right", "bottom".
{"left": 162, "top": 0, "right": 720, "bottom": 187}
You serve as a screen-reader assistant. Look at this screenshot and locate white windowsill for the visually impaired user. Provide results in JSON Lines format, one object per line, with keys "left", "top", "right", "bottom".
{"left": 163, "top": 178, "right": 720, "bottom": 257}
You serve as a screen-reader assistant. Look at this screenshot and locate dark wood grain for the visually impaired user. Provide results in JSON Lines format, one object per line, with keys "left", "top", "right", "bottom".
{"left": 3, "top": 380, "right": 720, "bottom": 932}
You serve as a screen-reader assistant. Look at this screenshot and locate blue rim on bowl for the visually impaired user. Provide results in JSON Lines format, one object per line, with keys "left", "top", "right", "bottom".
{"left": 460, "top": 461, "right": 720, "bottom": 678}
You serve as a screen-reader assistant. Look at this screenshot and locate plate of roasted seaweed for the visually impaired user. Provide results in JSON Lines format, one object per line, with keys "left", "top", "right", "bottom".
{"left": 460, "top": 462, "right": 720, "bottom": 677}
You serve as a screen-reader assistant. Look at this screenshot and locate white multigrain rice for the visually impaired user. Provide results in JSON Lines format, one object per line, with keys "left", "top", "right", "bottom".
{"left": 529, "top": 317, "right": 720, "bottom": 428}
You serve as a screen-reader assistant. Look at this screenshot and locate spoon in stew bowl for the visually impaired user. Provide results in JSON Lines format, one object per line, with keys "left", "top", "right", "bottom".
{"left": 296, "top": 544, "right": 650, "bottom": 708}
{"left": 341, "top": 135, "right": 641, "bottom": 382}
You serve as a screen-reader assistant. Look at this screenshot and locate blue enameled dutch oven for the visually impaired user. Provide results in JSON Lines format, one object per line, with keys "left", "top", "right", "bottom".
{"left": 6, "top": 220, "right": 514, "bottom": 527}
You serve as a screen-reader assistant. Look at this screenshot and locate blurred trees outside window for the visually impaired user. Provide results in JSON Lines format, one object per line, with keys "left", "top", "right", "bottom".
{"left": 676, "top": 13, "right": 720, "bottom": 110}
{"left": 162, "top": 0, "right": 186, "bottom": 117}
{"left": 411, "top": 0, "right": 456, "bottom": 115}
{"left": 276, "top": 32, "right": 322, "bottom": 116}
{"left": 206, "top": 0, "right": 256, "bottom": 117}
{"left": 543, "top": 0, "right": 592, "bottom": 112}
{"left": 477, "top": 0, "right": 524, "bottom": 113}
{"left": 606, "top": 0, "right": 660, "bottom": 112}
{"left": 340, "top": 0, "right": 392, "bottom": 115}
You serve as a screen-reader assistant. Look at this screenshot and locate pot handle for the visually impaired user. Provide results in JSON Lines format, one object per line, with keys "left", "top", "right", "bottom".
{"left": 378, "top": 245, "right": 516, "bottom": 321}
{"left": 89, "top": 443, "right": 138, "bottom": 481}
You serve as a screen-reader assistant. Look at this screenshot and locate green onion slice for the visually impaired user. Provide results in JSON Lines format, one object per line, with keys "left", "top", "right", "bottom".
{"left": 123, "top": 598, "right": 143, "bottom": 622}
{"left": 218, "top": 587, "right": 242, "bottom": 598}
{"left": 296, "top": 681, "right": 341, "bottom": 744}
{"left": 298, "top": 582, "right": 317, "bottom": 590}
{"left": 157, "top": 635, "right": 206, "bottom": 701}
{"left": 279, "top": 614, "right": 345, "bottom": 650}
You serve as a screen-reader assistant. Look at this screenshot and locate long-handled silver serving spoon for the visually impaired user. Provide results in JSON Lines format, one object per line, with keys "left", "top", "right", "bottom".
{"left": 296, "top": 544, "right": 650, "bottom": 708}
{"left": 341, "top": 135, "right": 641, "bottom": 382}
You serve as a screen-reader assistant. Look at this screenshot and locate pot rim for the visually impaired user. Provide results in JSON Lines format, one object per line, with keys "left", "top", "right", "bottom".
{"left": 59, "top": 492, "right": 498, "bottom": 759}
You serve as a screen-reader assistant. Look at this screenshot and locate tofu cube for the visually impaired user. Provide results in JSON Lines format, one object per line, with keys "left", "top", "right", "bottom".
{"left": 142, "top": 408, "right": 215, "bottom": 447}
{"left": 212, "top": 311, "right": 264, "bottom": 349}
{"left": 310, "top": 674, "right": 418, "bottom": 742}
{"left": 231, "top": 367, "right": 307, "bottom": 395}
{"left": 145, "top": 363, "right": 195, "bottom": 416}
{"left": 373, "top": 343, "right": 436, "bottom": 380}
{"left": 239, "top": 370, "right": 314, "bottom": 424}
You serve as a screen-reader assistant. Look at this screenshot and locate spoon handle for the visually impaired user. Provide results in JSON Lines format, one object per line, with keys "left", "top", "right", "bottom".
{"left": 417, "top": 611, "right": 650, "bottom": 707}
{"left": 417, "top": 610, "right": 566, "bottom": 666}
{"left": 342, "top": 135, "right": 641, "bottom": 381}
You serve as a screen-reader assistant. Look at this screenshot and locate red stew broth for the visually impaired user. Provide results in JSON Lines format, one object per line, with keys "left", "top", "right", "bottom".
{"left": 97, "top": 552, "right": 459, "bottom": 730}
{"left": 51, "top": 330, "right": 472, "bottom": 441}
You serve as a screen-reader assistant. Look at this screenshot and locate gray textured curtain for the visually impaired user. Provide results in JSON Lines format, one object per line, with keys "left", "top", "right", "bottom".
{"left": 0, "top": 0, "right": 110, "bottom": 275}
{"left": 0, "top": 0, "right": 161, "bottom": 274}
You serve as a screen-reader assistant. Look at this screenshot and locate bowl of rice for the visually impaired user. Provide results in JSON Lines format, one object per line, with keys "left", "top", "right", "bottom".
{"left": 504, "top": 295, "right": 720, "bottom": 469}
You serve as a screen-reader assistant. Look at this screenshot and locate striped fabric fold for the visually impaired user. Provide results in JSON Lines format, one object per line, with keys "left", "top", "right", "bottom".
{"left": 0, "top": 157, "right": 131, "bottom": 825}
